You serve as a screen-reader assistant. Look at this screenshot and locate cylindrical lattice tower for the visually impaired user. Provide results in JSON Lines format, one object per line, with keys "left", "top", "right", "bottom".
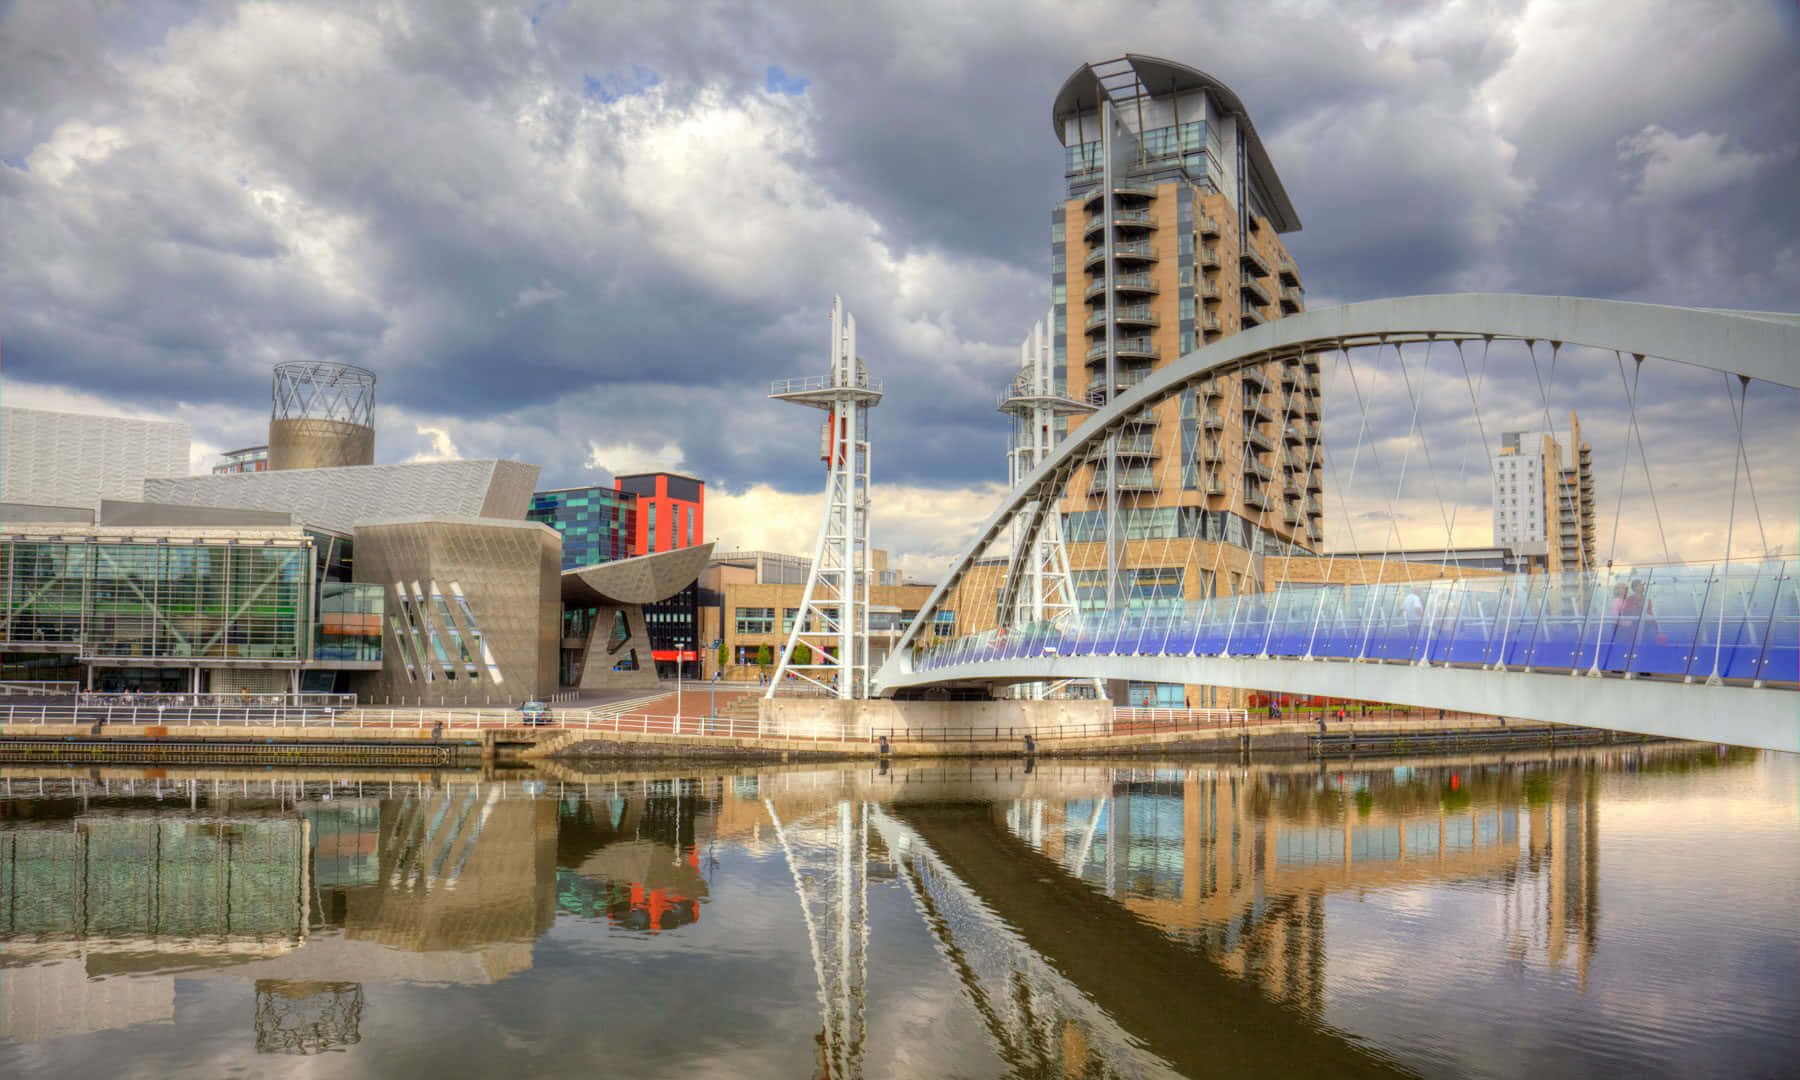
{"left": 268, "top": 361, "right": 376, "bottom": 470}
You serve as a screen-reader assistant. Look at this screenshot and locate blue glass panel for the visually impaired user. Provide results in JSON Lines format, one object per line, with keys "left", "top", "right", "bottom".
{"left": 1625, "top": 567, "right": 1709, "bottom": 677}
{"left": 1761, "top": 563, "right": 1798, "bottom": 682}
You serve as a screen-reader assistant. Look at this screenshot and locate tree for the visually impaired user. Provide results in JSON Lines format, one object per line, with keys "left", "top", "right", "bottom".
{"left": 716, "top": 642, "right": 727, "bottom": 673}
{"left": 755, "top": 643, "right": 772, "bottom": 669}
{"left": 793, "top": 643, "right": 812, "bottom": 666}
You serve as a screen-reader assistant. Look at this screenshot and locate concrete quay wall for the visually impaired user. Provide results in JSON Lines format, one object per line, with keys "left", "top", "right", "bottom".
{"left": 759, "top": 697, "right": 1114, "bottom": 738}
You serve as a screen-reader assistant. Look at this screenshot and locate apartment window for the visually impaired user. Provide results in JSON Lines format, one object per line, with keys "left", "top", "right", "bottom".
{"left": 648, "top": 503, "right": 657, "bottom": 553}
{"left": 687, "top": 507, "right": 695, "bottom": 548}
{"left": 1052, "top": 283, "right": 1066, "bottom": 305}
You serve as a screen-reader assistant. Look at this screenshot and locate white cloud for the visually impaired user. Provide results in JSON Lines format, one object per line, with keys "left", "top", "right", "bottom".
{"left": 406, "top": 425, "right": 462, "bottom": 462}
{"left": 1618, "top": 125, "right": 1791, "bottom": 204}
{"left": 498, "top": 279, "right": 567, "bottom": 317}
{"left": 583, "top": 439, "right": 685, "bottom": 477}
{"left": 706, "top": 480, "right": 1010, "bottom": 583}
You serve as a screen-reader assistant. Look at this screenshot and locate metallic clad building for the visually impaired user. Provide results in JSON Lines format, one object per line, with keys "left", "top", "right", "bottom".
{"left": 351, "top": 517, "right": 561, "bottom": 704}
{"left": 268, "top": 362, "right": 377, "bottom": 471}
{"left": 144, "top": 459, "right": 540, "bottom": 536}
{"left": 0, "top": 406, "right": 191, "bottom": 512}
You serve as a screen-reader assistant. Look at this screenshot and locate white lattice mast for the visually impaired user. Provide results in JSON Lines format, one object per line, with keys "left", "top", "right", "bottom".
{"left": 999, "top": 315, "right": 1100, "bottom": 699}
{"left": 769, "top": 297, "right": 883, "bottom": 699}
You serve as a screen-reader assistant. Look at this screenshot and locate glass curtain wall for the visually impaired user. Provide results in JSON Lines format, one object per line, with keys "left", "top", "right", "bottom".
{"left": 1, "top": 538, "right": 310, "bottom": 662}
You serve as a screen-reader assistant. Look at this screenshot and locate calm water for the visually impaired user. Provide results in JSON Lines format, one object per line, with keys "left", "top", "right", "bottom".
{"left": 1, "top": 746, "right": 1795, "bottom": 1078}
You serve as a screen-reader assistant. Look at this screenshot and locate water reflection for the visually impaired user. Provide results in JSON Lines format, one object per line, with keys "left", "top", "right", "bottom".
{"left": 0, "top": 746, "right": 1792, "bottom": 1079}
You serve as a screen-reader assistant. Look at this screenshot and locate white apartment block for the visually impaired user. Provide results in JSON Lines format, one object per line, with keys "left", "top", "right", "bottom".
{"left": 1492, "top": 432, "right": 1547, "bottom": 549}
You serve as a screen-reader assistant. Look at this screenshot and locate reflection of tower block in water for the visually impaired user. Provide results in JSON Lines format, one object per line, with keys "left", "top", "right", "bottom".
{"left": 254, "top": 980, "right": 364, "bottom": 1055}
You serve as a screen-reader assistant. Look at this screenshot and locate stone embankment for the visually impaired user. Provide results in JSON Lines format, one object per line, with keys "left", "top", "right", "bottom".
{"left": 0, "top": 694, "right": 1633, "bottom": 764}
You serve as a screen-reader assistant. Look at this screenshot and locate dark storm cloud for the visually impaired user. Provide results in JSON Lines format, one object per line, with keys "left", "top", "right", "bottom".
{"left": 1, "top": 0, "right": 1795, "bottom": 514}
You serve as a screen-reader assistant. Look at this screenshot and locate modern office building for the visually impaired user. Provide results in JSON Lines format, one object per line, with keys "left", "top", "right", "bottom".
{"left": 528, "top": 485, "right": 638, "bottom": 570}
{"left": 702, "top": 549, "right": 952, "bottom": 680}
{"left": 1043, "top": 55, "right": 1319, "bottom": 707}
{"left": 1492, "top": 411, "right": 1595, "bottom": 572}
{"left": 616, "top": 472, "right": 704, "bottom": 555}
{"left": 0, "top": 406, "right": 191, "bottom": 512}
{"left": 213, "top": 445, "right": 270, "bottom": 474}
{"left": 613, "top": 472, "right": 706, "bottom": 677}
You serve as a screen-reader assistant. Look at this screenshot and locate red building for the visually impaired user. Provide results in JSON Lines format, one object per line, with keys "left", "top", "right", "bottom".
{"left": 614, "top": 472, "right": 706, "bottom": 677}
{"left": 614, "top": 472, "right": 704, "bottom": 555}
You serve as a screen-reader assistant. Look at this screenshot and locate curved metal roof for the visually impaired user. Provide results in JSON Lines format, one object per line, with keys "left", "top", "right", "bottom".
{"left": 561, "top": 542, "right": 714, "bottom": 607}
{"left": 1051, "top": 54, "right": 1300, "bottom": 233}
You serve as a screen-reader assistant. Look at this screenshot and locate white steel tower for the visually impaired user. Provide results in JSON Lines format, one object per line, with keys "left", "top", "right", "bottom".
{"left": 769, "top": 297, "right": 883, "bottom": 699}
{"left": 999, "top": 315, "right": 1100, "bottom": 700}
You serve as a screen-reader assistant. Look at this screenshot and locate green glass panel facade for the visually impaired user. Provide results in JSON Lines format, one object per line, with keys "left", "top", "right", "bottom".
{"left": 1, "top": 538, "right": 311, "bottom": 662}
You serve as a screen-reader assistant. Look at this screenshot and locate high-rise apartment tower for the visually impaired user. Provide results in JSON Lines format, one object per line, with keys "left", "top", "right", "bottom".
{"left": 1492, "top": 410, "right": 1595, "bottom": 572}
{"left": 1049, "top": 55, "right": 1318, "bottom": 707}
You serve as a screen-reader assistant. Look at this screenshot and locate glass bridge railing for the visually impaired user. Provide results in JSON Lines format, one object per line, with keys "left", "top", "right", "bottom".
{"left": 913, "top": 559, "right": 1799, "bottom": 685}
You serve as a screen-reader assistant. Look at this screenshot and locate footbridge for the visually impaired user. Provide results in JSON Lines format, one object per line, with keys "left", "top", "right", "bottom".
{"left": 877, "top": 295, "right": 1799, "bottom": 753}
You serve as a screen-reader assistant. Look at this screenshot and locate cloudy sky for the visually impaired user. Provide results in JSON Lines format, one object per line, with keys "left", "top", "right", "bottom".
{"left": 3, "top": 0, "right": 1796, "bottom": 576}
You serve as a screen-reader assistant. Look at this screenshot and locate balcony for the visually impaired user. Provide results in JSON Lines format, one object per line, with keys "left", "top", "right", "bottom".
{"left": 1241, "top": 367, "right": 1270, "bottom": 392}
{"left": 1203, "top": 475, "right": 1226, "bottom": 495}
{"left": 1240, "top": 247, "right": 1272, "bottom": 279}
{"left": 1084, "top": 241, "right": 1158, "bottom": 270}
{"left": 1305, "top": 496, "right": 1323, "bottom": 517}
{"left": 1278, "top": 255, "right": 1301, "bottom": 287}
{"left": 1085, "top": 338, "right": 1159, "bottom": 364}
{"left": 1243, "top": 488, "right": 1274, "bottom": 511}
{"left": 1083, "top": 208, "right": 1157, "bottom": 237}
{"left": 1198, "top": 214, "right": 1220, "bottom": 238}
{"left": 1198, "top": 280, "right": 1221, "bottom": 302}
{"left": 1283, "top": 477, "right": 1303, "bottom": 498}
{"left": 1081, "top": 181, "right": 1159, "bottom": 210}
{"left": 1201, "top": 409, "right": 1226, "bottom": 431}
{"left": 1240, "top": 305, "right": 1264, "bottom": 328}
{"left": 1245, "top": 427, "right": 1274, "bottom": 453}
{"left": 1242, "top": 457, "right": 1273, "bottom": 482}
{"left": 1303, "top": 396, "right": 1320, "bottom": 420}
{"left": 1201, "top": 310, "right": 1222, "bottom": 333}
{"left": 1084, "top": 273, "right": 1160, "bottom": 300}
{"left": 1089, "top": 470, "right": 1159, "bottom": 495}
{"left": 1110, "top": 435, "right": 1160, "bottom": 459}
{"left": 1284, "top": 422, "right": 1305, "bottom": 445}
{"left": 1199, "top": 440, "right": 1224, "bottom": 463}
{"left": 1283, "top": 506, "right": 1304, "bottom": 526}
{"left": 1282, "top": 448, "right": 1305, "bottom": 472}
{"left": 1280, "top": 363, "right": 1302, "bottom": 389}
{"left": 1084, "top": 305, "right": 1159, "bottom": 332}
{"left": 1301, "top": 354, "right": 1321, "bottom": 373}
{"left": 1280, "top": 284, "right": 1305, "bottom": 315}
{"left": 1307, "top": 473, "right": 1323, "bottom": 494}
{"left": 1240, "top": 276, "right": 1272, "bottom": 307}
{"left": 1202, "top": 380, "right": 1225, "bottom": 401}
{"left": 1199, "top": 245, "right": 1221, "bottom": 270}
{"left": 1243, "top": 398, "right": 1274, "bottom": 425}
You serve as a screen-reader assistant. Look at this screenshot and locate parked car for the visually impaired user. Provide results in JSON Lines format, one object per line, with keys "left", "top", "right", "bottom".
{"left": 518, "top": 700, "right": 551, "bottom": 725}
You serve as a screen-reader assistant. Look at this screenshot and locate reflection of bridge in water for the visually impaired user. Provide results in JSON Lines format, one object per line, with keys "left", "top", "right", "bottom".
{"left": 0, "top": 754, "right": 1626, "bottom": 1064}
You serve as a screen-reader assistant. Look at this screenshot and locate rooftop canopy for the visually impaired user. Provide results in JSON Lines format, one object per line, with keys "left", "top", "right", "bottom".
{"left": 1052, "top": 54, "right": 1300, "bottom": 233}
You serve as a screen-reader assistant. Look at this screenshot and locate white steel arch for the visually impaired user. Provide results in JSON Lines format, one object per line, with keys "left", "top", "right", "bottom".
{"left": 879, "top": 294, "right": 1800, "bottom": 688}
